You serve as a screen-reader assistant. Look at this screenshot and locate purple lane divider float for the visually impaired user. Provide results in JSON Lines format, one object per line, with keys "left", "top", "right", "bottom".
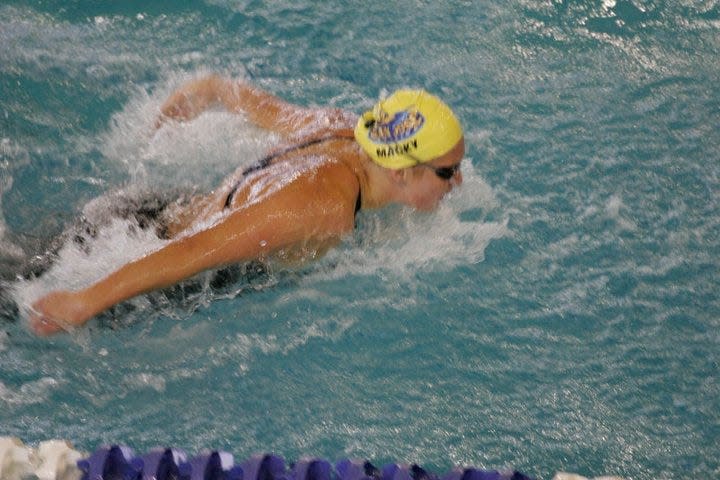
{"left": 76, "top": 446, "right": 534, "bottom": 480}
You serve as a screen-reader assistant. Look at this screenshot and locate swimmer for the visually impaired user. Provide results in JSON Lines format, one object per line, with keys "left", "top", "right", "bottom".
{"left": 28, "top": 75, "right": 465, "bottom": 335}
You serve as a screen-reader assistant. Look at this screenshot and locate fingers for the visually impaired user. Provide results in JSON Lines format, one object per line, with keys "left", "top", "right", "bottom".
{"left": 29, "top": 313, "right": 64, "bottom": 336}
{"left": 28, "top": 300, "right": 63, "bottom": 336}
{"left": 153, "top": 113, "right": 170, "bottom": 131}
{"left": 154, "top": 102, "right": 193, "bottom": 132}
{"left": 27, "top": 291, "right": 82, "bottom": 336}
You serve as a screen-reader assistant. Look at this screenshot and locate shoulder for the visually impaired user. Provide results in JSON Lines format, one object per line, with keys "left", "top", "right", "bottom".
{"left": 295, "top": 156, "right": 361, "bottom": 227}
{"left": 312, "top": 156, "right": 360, "bottom": 201}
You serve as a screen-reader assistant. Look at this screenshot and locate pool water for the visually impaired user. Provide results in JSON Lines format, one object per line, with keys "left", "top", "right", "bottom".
{"left": 1, "top": 1, "right": 718, "bottom": 479}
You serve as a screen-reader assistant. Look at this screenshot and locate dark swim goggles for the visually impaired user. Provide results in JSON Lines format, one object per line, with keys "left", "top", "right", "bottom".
{"left": 405, "top": 151, "right": 461, "bottom": 180}
{"left": 409, "top": 157, "right": 461, "bottom": 180}
{"left": 424, "top": 163, "right": 461, "bottom": 180}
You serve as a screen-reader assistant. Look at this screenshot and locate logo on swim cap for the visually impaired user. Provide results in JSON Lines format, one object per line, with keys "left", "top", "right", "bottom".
{"left": 368, "top": 109, "right": 425, "bottom": 144}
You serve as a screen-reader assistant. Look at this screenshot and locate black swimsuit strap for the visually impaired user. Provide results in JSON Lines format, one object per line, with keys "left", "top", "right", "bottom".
{"left": 354, "top": 188, "right": 362, "bottom": 216}
{"left": 223, "top": 133, "right": 358, "bottom": 210}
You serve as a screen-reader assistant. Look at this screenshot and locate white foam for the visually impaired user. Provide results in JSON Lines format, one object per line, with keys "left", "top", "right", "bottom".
{"left": 0, "top": 377, "right": 60, "bottom": 406}
{"left": 0, "top": 210, "right": 24, "bottom": 262}
{"left": 553, "top": 474, "right": 625, "bottom": 480}
{"left": 601, "top": 0, "right": 617, "bottom": 13}
{"left": 604, "top": 194, "right": 636, "bottom": 231}
{"left": 123, "top": 373, "right": 167, "bottom": 393}
{"left": 320, "top": 161, "right": 507, "bottom": 281}
{"left": 0, "top": 139, "right": 26, "bottom": 261}
{"left": 95, "top": 70, "right": 279, "bottom": 190}
{"left": 11, "top": 215, "right": 168, "bottom": 318}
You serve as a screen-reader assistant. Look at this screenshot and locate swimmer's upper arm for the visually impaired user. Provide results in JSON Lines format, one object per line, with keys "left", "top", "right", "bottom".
{"left": 203, "top": 162, "right": 359, "bottom": 264}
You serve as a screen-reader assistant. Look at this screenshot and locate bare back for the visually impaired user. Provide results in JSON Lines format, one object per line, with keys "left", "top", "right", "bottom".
{"left": 161, "top": 133, "right": 365, "bottom": 257}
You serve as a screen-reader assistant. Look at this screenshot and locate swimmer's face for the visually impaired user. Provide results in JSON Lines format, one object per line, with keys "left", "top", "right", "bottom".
{"left": 405, "top": 138, "right": 465, "bottom": 211}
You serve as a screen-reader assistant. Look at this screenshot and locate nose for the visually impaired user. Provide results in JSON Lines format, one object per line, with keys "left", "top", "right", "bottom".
{"left": 451, "top": 170, "right": 463, "bottom": 187}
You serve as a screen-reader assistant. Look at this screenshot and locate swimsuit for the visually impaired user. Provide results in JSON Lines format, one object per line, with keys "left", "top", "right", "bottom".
{"left": 223, "top": 134, "right": 361, "bottom": 216}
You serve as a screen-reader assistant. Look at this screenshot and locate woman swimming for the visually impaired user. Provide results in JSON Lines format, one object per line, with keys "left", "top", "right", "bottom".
{"left": 28, "top": 75, "right": 465, "bottom": 335}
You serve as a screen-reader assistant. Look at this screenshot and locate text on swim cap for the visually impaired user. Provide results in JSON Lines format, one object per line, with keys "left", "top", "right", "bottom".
{"left": 375, "top": 139, "right": 418, "bottom": 158}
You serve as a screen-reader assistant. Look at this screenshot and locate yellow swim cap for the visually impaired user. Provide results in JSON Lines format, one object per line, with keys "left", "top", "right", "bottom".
{"left": 354, "top": 89, "right": 463, "bottom": 169}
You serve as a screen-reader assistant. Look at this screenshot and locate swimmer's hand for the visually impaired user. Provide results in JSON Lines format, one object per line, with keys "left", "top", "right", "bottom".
{"left": 154, "top": 100, "right": 196, "bottom": 130}
{"left": 29, "top": 290, "right": 90, "bottom": 336}
{"left": 153, "top": 103, "right": 191, "bottom": 130}
{"left": 154, "top": 74, "right": 229, "bottom": 130}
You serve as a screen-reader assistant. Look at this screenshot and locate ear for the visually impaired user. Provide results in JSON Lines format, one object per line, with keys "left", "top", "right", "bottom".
{"left": 388, "top": 168, "right": 410, "bottom": 186}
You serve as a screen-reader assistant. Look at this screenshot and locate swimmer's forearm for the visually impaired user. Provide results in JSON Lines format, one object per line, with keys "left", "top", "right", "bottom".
{"left": 76, "top": 254, "right": 202, "bottom": 321}
{"left": 158, "top": 74, "right": 283, "bottom": 124}
{"left": 158, "top": 74, "right": 341, "bottom": 135}
{"left": 30, "top": 238, "right": 221, "bottom": 333}
{"left": 218, "top": 81, "right": 353, "bottom": 135}
{"left": 77, "top": 228, "right": 261, "bottom": 321}
{"left": 217, "top": 80, "right": 302, "bottom": 132}
{"left": 30, "top": 223, "right": 268, "bottom": 335}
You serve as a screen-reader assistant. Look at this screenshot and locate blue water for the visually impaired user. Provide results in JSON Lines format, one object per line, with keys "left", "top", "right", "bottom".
{"left": 1, "top": 1, "right": 719, "bottom": 479}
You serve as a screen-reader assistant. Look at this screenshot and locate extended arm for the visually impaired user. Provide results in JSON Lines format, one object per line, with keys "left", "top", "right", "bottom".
{"left": 157, "top": 74, "right": 351, "bottom": 136}
{"left": 29, "top": 165, "right": 360, "bottom": 335}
